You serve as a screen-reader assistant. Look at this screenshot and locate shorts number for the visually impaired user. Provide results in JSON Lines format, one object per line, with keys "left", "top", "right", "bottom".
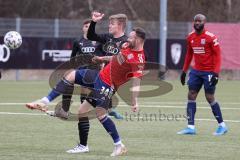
{"left": 100, "top": 86, "right": 113, "bottom": 98}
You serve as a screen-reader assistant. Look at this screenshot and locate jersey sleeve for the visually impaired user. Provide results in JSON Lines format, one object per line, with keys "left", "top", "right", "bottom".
{"left": 182, "top": 36, "right": 193, "bottom": 72}
{"left": 87, "top": 21, "right": 108, "bottom": 44}
{"left": 70, "top": 40, "right": 79, "bottom": 58}
{"left": 211, "top": 35, "right": 221, "bottom": 74}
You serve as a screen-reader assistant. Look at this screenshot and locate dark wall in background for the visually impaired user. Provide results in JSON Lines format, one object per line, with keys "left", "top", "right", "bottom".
{"left": 0, "top": 37, "right": 186, "bottom": 69}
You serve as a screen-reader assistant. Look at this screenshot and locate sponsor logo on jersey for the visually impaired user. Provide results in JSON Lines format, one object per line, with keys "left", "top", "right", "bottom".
{"left": 192, "top": 47, "right": 205, "bottom": 54}
{"left": 103, "top": 42, "right": 119, "bottom": 55}
{"left": 81, "top": 47, "right": 96, "bottom": 53}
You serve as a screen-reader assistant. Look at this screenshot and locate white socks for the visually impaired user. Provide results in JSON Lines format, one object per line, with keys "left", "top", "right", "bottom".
{"left": 188, "top": 125, "right": 195, "bottom": 129}
{"left": 219, "top": 122, "right": 226, "bottom": 128}
{"left": 41, "top": 97, "right": 50, "bottom": 105}
{"left": 114, "top": 140, "right": 122, "bottom": 146}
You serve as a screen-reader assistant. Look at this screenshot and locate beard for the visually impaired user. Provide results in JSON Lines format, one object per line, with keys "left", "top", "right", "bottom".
{"left": 128, "top": 41, "right": 135, "bottom": 49}
{"left": 194, "top": 24, "right": 204, "bottom": 32}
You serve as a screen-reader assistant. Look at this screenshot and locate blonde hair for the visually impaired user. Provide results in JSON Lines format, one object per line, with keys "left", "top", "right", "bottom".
{"left": 109, "top": 14, "right": 128, "bottom": 30}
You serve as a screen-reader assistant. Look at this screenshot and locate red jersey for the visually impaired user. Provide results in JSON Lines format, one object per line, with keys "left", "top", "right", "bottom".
{"left": 99, "top": 48, "right": 145, "bottom": 89}
{"left": 183, "top": 29, "right": 221, "bottom": 73}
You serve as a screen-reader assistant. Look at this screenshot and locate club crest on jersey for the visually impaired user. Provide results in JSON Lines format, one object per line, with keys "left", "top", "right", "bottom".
{"left": 92, "top": 41, "right": 97, "bottom": 46}
{"left": 127, "top": 53, "right": 134, "bottom": 60}
{"left": 201, "top": 39, "right": 206, "bottom": 45}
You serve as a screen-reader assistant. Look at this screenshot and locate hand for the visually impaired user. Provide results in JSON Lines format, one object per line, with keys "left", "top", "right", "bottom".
{"left": 91, "top": 11, "right": 104, "bottom": 22}
{"left": 131, "top": 103, "right": 139, "bottom": 112}
{"left": 210, "top": 73, "right": 219, "bottom": 86}
{"left": 180, "top": 71, "right": 186, "bottom": 85}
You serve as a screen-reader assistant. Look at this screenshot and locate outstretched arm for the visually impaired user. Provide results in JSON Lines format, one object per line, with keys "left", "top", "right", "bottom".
{"left": 92, "top": 56, "right": 113, "bottom": 63}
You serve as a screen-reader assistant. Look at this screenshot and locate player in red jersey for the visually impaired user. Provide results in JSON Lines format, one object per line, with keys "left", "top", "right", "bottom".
{"left": 177, "top": 14, "right": 227, "bottom": 136}
{"left": 40, "top": 27, "right": 145, "bottom": 156}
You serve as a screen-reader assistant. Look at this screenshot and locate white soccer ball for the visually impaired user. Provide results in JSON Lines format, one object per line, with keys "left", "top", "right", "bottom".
{"left": 4, "top": 31, "right": 22, "bottom": 49}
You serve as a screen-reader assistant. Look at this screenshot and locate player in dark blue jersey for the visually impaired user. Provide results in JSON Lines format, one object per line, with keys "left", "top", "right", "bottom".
{"left": 26, "top": 20, "right": 102, "bottom": 111}
{"left": 26, "top": 17, "right": 125, "bottom": 152}
{"left": 71, "top": 19, "right": 103, "bottom": 59}
{"left": 64, "top": 19, "right": 104, "bottom": 152}
{"left": 26, "top": 19, "right": 103, "bottom": 108}
{"left": 87, "top": 12, "right": 128, "bottom": 56}
{"left": 68, "top": 18, "right": 103, "bottom": 107}
{"left": 87, "top": 12, "right": 128, "bottom": 120}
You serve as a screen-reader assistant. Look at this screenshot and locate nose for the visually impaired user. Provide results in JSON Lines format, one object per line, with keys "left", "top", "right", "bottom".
{"left": 195, "top": 20, "right": 201, "bottom": 24}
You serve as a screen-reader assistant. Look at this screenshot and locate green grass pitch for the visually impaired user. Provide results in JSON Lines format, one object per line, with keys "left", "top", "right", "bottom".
{"left": 0, "top": 80, "right": 240, "bottom": 160}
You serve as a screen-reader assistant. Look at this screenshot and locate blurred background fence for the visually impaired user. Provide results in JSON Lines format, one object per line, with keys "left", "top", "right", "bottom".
{"left": 1, "top": 0, "right": 240, "bottom": 80}
{"left": 0, "top": 18, "right": 191, "bottom": 39}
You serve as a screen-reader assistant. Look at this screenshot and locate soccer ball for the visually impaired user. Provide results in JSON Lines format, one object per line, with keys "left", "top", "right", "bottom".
{"left": 4, "top": 31, "right": 22, "bottom": 49}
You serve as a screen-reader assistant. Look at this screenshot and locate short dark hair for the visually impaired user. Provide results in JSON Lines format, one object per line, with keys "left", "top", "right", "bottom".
{"left": 83, "top": 18, "right": 92, "bottom": 25}
{"left": 133, "top": 27, "right": 146, "bottom": 40}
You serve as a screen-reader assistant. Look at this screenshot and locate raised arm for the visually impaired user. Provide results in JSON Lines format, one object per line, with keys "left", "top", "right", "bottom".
{"left": 87, "top": 11, "right": 106, "bottom": 44}
{"left": 70, "top": 40, "right": 79, "bottom": 58}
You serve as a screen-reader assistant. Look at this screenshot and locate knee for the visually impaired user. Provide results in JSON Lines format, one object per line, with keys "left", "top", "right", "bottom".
{"left": 96, "top": 108, "right": 107, "bottom": 121}
{"left": 64, "top": 70, "right": 76, "bottom": 83}
{"left": 205, "top": 94, "right": 215, "bottom": 103}
{"left": 188, "top": 90, "right": 198, "bottom": 100}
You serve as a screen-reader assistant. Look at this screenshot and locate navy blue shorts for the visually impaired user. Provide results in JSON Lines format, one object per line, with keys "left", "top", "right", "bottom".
{"left": 187, "top": 69, "right": 216, "bottom": 94}
{"left": 75, "top": 69, "right": 114, "bottom": 108}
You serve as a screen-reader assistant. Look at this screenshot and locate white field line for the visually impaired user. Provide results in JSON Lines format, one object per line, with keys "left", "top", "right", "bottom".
{"left": 131, "top": 117, "right": 240, "bottom": 123}
{"left": 1, "top": 101, "right": 240, "bottom": 105}
{"left": 0, "top": 112, "right": 45, "bottom": 116}
{"left": 0, "top": 102, "right": 239, "bottom": 110}
{"left": 0, "top": 111, "right": 240, "bottom": 123}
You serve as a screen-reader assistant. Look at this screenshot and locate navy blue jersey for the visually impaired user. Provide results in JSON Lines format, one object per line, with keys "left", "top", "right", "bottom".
{"left": 71, "top": 37, "right": 103, "bottom": 58}
{"left": 71, "top": 37, "right": 103, "bottom": 70}
{"left": 87, "top": 21, "right": 128, "bottom": 56}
